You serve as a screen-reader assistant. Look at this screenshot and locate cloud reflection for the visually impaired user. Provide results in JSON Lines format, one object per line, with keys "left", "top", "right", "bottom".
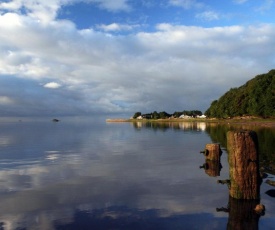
{"left": 0, "top": 120, "right": 274, "bottom": 229}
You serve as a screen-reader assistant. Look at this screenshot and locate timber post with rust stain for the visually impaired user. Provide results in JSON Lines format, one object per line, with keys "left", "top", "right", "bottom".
{"left": 227, "top": 130, "right": 260, "bottom": 200}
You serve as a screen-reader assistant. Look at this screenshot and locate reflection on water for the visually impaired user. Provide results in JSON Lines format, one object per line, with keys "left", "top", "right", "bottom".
{"left": 205, "top": 122, "right": 275, "bottom": 176}
{"left": 217, "top": 197, "right": 261, "bottom": 230}
{"left": 0, "top": 119, "right": 274, "bottom": 229}
{"left": 200, "top": 160, "right": 222, "bottom": 177}
{"left": 132, "top": 121, "right": 206, "bottom": 131}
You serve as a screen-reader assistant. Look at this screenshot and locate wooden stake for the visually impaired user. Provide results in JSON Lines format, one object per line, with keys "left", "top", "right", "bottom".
{"left": 227, "top": 131, "right": 260, "bottom": 199}
{"left": 201, "top": 143, "right": 222, "bottom": 161}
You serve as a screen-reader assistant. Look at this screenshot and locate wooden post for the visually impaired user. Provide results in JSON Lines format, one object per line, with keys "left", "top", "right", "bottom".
{"left": 227, "top": 131, "right": 260, "bottom": 200}
{"left": 201, "top": 143, "right": 222, "bottom": 161}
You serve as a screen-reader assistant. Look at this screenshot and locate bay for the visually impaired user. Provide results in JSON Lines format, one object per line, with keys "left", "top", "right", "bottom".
{"left": 0, "top": 118, "right": 274, "bottom": 229}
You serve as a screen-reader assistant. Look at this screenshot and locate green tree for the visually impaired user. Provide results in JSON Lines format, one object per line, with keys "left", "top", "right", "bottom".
{"left": 205, "top": 70, "right": 275, "bottom": 118}
{"left": 159, "top": 111, "right": 170, "bottom": 119}
{"left": 133, "top": 112, "right": 141, "bottom": 119}
{"left": 152, "top": 111, "right": 160, "bottom": 119}
{"left": 173, "top": 111, "right": 183, "bottom": 118}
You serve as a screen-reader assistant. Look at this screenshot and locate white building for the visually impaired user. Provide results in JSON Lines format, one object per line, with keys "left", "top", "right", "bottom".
{"left": 179, "top": 115, "right": 192, "bottom": 119}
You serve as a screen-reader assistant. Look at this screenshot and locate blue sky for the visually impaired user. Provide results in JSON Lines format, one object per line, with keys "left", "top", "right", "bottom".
{"left": 58, "top": 0, "right": 275, "bottom": 31}
{"left": 0, "top": 0, "right": 275, "bottom": 117}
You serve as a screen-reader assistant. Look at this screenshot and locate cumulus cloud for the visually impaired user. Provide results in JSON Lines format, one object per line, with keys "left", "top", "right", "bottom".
{"left": 0, "top": 1, "right": 275, "bottom": 116}
{"left": 43, "top": 82, "right": 62, "bottom": 89}
{"left": 0, "top": 0, "right": 131, "bottom": 24}
{"left": 195, "top": 11, "right": 220, "bottom": 21}
{"left": 96, "top": 23, "right": 138, "bottom": 32}
{"left": 0, "top": 0, "right": 61, "bottom": 23}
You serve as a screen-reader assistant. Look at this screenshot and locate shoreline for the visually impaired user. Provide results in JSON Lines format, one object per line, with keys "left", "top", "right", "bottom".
{"left": 106, "top": 118, "right": 275, "bottom": 128}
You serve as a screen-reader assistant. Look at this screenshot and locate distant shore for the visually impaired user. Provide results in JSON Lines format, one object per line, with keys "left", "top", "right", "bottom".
{"left": 106, "top": 118, "right": 275, "bottom": 128}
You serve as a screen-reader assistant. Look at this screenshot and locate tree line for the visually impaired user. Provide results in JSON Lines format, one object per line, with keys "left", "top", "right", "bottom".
{"left": 132, "top": 110, "right": 203, "bottom": 119}
{"left": 205, "top": 69, "right": 275, "bottom": 118}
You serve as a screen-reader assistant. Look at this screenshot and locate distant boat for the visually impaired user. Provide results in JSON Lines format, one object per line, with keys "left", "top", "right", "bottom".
{"left": 52, "top": 119, "right": 60, "bottom": 122}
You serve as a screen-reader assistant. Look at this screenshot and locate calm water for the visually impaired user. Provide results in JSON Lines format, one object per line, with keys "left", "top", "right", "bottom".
{"left": 0, "top": 118, "right": 274, "bottom": 230}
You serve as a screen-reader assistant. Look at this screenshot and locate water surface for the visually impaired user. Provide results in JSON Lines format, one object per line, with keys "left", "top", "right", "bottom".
{"left": 0, "top": 118, "right": 274, "bottom": 229}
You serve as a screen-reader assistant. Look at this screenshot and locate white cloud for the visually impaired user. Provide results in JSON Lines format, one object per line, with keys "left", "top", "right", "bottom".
{"left": 0, "top": 2, "right": 275, "bottom": 116}
{"left": 96, "top": 23, "right": 138, "bottom": 32}
{"left": 90, "top": 0, "right": 131, "bottom": 12}
{"left": 256, "top": 0, "right": 274, "bottom": 12}
{"left": 169, "top": 0, "right": 204, "bottom": 9}
{"left": 196, "top": 11, "right": 220, "bottom": 21}
{"left": 0, "top": 0, "right": 131, "bottom": 25}
{"left": 0, "top": 0, "right": 61, "bottom": 23}
{"left": 0, "top": 96, "right": 14, "bottom": 105}
{"left": 43, "top": 82, "right": 62, "bottom": 89}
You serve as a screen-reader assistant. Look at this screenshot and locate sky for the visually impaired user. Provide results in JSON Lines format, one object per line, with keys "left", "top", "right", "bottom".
{"left": 0, "top": 0, "right": 275, "bottom": 118}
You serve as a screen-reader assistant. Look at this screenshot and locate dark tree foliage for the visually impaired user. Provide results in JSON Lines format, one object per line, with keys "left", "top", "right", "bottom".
{"left": 205, "top": 69, "right": 275, "bottom": 118}
{"left": 152, "top": 111, "right": 160, "bottom": 119}
{"left": 172, "top": 110, "right": 202, "bottom": 117}
{"left": 132, "top": 110, "right": 203, "bottom": 119}
{"left": 133, "top": 112, "right": 141, "bottom": 119}
{"left": 159, "top": 111, "right": 171, "bottom": 118}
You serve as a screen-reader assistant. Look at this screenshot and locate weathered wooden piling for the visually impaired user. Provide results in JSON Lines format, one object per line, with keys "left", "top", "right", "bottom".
{"left": 227, "top": 131, "right": 260, "bottom": 200}
{"left": 201, "top": 143, "right": 222, "bottom": 161}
